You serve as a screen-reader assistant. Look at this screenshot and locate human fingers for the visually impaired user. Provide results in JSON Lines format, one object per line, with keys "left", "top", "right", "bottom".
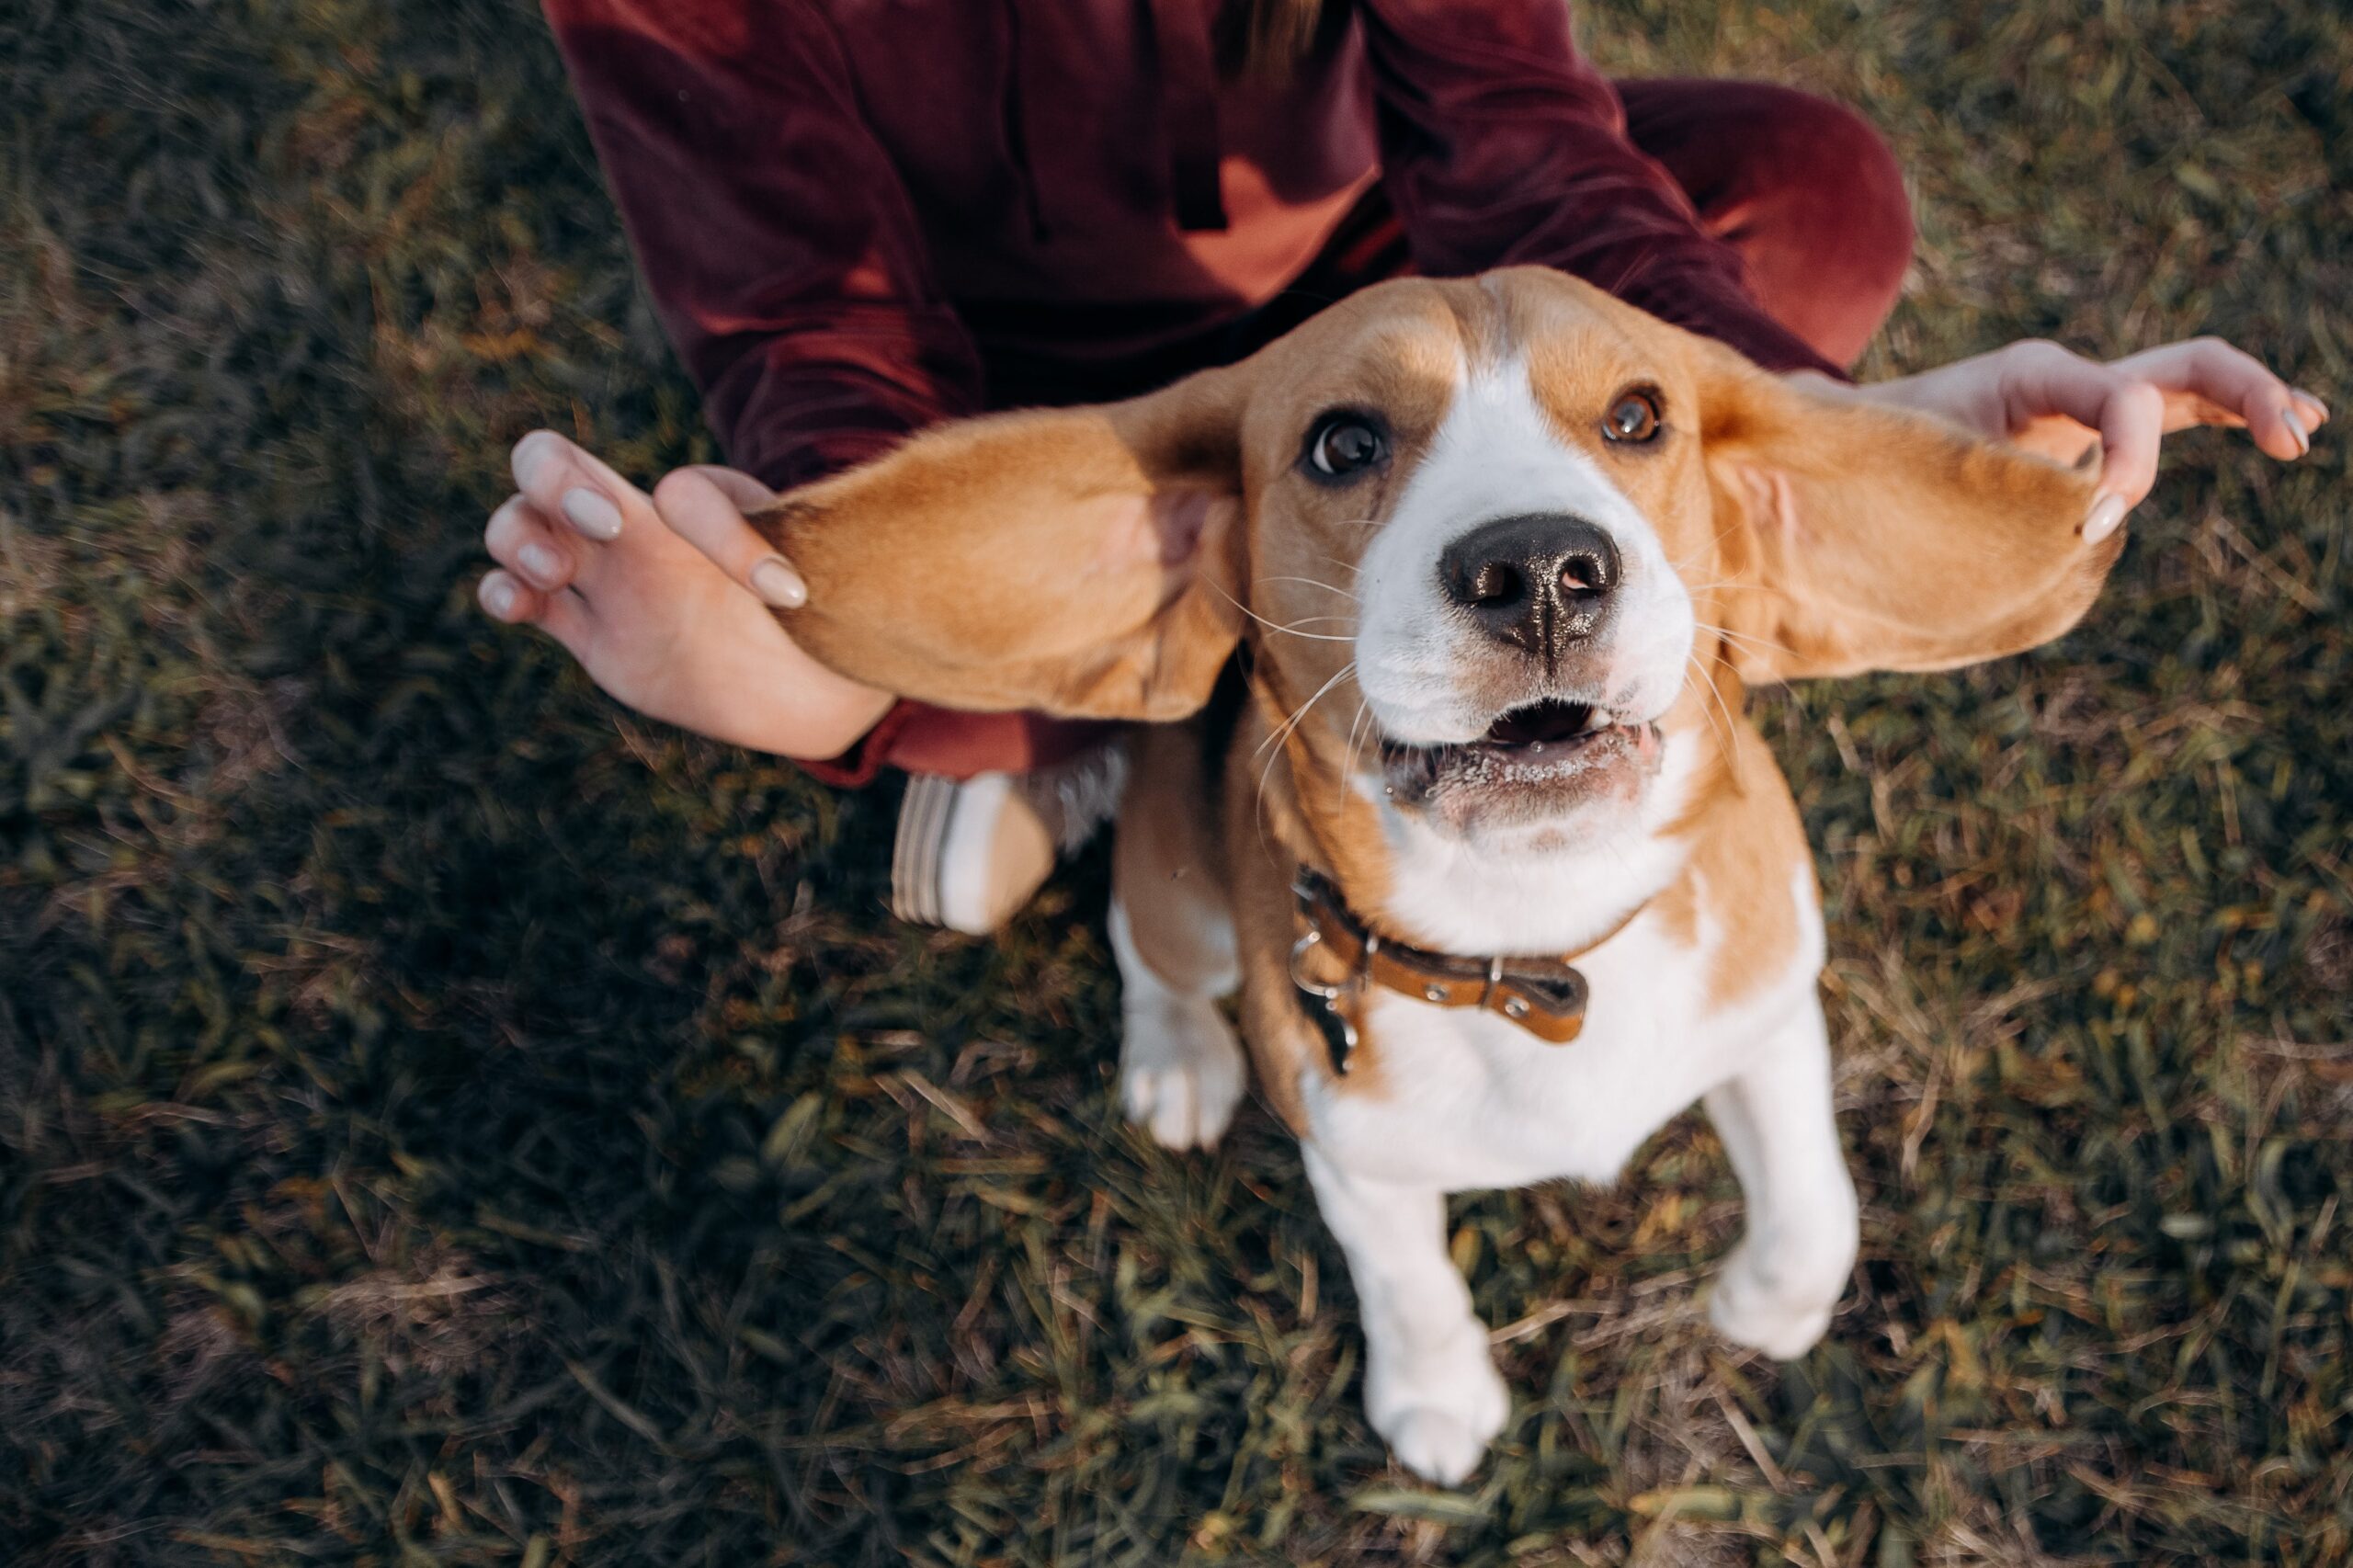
{"left": 476, "top": 567, "right": 541, "bottom": 626}
{"left": 2107, "top": 338, "right": 2309, "bottom": 459}
{"left": 480, "top": 566, "right": 596, "bottom": 653}
{"left": 510, "top": 427, "right": 647, "bottom": 544}
{"left": 650, "top": 465, "right": 806, "bottom": 608}
{"left": 483, "top": 494, "right": 578, "bottom": 593}
{"left": 1999, "top": 343, "right": 2164, "bottom": 533}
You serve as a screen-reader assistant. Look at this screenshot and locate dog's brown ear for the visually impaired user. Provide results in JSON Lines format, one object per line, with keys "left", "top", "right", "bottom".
{"left": 1690, "top": 335, "right": 2124, "bottom": 684}
{"left": 749, "top": 367, "right": 1246, "bottom": 722}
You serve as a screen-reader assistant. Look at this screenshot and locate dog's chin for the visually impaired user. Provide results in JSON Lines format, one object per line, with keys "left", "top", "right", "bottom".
{"left": 1380, "top": 699, "right": 1664, "bottom": 844}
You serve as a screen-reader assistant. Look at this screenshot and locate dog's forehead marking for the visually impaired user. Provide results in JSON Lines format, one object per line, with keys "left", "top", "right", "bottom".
{"left": 1378, "top": 348, "right": 1670, "bottom": 581}
{"left": 1472, "top": 271, "right": 1655, "bottom": 383}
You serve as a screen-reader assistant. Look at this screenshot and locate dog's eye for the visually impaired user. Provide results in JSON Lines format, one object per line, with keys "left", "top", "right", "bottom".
{"left": 1602, "top": 389, "right": 1663, "bottom": 445}
{"left": 1304, "top": 412, "right": 1389, "bottom": 482}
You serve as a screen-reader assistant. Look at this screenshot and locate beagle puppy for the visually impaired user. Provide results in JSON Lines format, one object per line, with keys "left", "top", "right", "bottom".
{"left": 756, "top": 268, "right": 2121, "bottom": 1483}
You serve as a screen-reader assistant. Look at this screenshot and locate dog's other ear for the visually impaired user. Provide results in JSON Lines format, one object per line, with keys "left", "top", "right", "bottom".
{"left": 1691, "top": 335, "right": 2123, "bottom": 685}
{"left": 748, "top": 365, "right": 1246, "bottom": 722}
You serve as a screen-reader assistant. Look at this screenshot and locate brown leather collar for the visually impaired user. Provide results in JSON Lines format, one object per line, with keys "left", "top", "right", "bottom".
{"left": 1290, "top": 866, "right": 1643, "bottom": 1074}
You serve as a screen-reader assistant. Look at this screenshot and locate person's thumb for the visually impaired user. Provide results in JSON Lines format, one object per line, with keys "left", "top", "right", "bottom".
{"left": 651, "top": 466, "right": 804, "bottom": 608}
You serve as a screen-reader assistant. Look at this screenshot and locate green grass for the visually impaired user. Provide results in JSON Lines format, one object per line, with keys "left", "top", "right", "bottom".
{"left": 3, "top": 1, "right": 2348, "bottom": 1562}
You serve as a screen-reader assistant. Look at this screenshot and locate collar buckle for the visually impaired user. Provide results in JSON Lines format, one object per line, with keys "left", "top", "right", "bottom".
{"left": 1290, "top": 864, "right": 1620, "bottom": 1057}
{"left": 1289, "top": 927, "right": 1361, "bottom": 1075}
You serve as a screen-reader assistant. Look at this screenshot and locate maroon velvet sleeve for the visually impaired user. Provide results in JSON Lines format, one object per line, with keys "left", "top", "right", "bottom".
{"left": 542, "top": 0, "right": 988, "bottom": 782}
{"left": 542, "top": 0, "right": 983, "bottom": 483}
{"left": 793, "top": 702, "right": 912, "bottom": 789}
{"left": 1358, "top": 0, "right": 1845, "bottom": 378}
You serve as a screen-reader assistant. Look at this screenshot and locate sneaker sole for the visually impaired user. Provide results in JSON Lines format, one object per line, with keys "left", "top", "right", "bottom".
{"left": 891, "top": 772, "right": 958, "bottom": 926}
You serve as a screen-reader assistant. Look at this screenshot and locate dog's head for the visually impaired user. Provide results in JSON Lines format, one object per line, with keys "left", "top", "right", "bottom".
{"left": 760, "top": 269, "right": 2118, "bottom": 853}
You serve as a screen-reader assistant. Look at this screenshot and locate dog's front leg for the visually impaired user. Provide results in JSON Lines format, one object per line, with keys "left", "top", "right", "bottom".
{"left": 1107, "top": 724, "right": 1248, "bottom": 1151}
{"left": 1302, "top": 1144, "right": 1507, "bottom": 1484}
{"left": 1702, "top": 1001, "right": 1859, "bottom": 1359}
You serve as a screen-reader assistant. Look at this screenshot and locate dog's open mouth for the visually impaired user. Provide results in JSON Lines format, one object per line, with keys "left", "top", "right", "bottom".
{"left": 1380, "top": 699, "right": 1664, "bottom": 817}
{"left": 1479, "top": 699, "right": 1615, "bottom": 750}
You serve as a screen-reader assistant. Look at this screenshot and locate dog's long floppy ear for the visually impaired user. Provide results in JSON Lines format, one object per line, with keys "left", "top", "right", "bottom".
{"left": 1691, "top": 335, "right": 2124, "bottom": 685}
{"left": 747, "top": 367, "right": 1247, "bottom": 722}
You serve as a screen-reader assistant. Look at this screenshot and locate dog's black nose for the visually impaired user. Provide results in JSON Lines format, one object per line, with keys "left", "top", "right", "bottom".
{"left": 1438, "top": 513, "right": 1620, "bottom": 657}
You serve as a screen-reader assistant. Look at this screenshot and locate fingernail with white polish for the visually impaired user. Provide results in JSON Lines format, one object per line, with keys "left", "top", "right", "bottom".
{"left": 2283, "top": 409, "right": 2310, "bottom": 457}
{"left": 561, "top": 487, "right": 624, "bottom": 541}
{"left": 512, "top": 437, "right": 551, "bottom": 493}
{"left": 518, "top": 542, "right": 561, "bottom": 585}
{"left": 483, "top": 577, "right": 517, "bottom": 618}
{"left": 749, "top": 555, "right": 807, "bottom": 608}
{"left": 2083, "top": 494, "right": 2129, "bottom": 544}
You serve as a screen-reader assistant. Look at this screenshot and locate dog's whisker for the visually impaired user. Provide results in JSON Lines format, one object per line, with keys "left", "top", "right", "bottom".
{"left": 1682, "top": 646, "right": 1738, "bottom": 744}
{"left": 1679, "top": 665, "right": 1732, "bottom": 762}
{"left": 1691, "top": 619, "right": 1798, "bottom": 660}
{"left": 1340, "top": 695, "right": 1376, "bottom": 810}
{"left": 1682, "top": 651, "right": 1749, "bottom": 788}
{"left": 1256, "top": 663, "right": 1358, "bottom": 814}
{"left": 1667, "top": 517, "right": 1757, "bottom": 576}
{"left": 1256, "top": 574, "right": 1361, "bottom": 601}
{"left": 1257, "top": 661, "right": 1358, "bottom": 764}
{"left": 1206, "top": 578, "right": 1357, "bottom": 641}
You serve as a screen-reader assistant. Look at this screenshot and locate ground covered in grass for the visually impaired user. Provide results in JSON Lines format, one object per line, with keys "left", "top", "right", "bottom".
{"left": 4, "top": 1, "right": 2349, "bottom": 1562}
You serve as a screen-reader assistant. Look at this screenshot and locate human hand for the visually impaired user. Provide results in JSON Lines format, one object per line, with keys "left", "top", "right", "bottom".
{"left": 476, "top": 430, "right": 893, "bottom": 759}
{"left": 1807, "top": 338, "right": 2326, "bottom": 542}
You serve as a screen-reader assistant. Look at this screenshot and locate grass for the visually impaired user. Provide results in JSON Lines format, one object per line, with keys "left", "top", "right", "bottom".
{"left": 2, "top": 0, "right": 2348, "bottom": 1562}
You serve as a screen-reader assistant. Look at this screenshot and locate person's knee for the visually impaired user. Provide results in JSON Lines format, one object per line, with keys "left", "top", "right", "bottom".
{"left": 1717, "top": 87, "right": 1913, "bottom": 363}
{"left": 1780, "top": 92, "right": 1914, "bottom": 301}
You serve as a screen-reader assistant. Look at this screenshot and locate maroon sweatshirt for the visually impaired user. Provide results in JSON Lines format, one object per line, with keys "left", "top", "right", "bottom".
{"left": 543, "top": 0, "right": 1840, "bottom": 485}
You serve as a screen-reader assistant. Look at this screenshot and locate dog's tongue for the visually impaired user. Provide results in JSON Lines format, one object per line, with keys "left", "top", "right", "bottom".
{"left": 1484, "top": 700, "right": 1594, "bottom": 746}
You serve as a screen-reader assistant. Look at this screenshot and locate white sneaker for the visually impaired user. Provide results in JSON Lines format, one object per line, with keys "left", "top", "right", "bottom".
{"left": 890, "top": 750, "right": 1125, "bottom": 935}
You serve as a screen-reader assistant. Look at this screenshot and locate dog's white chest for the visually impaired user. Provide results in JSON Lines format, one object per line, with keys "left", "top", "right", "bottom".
{"left": 1301, "top": 892, "right": 1821, "bottom": 1194}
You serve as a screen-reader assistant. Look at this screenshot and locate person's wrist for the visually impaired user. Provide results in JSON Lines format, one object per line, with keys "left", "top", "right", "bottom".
{"left": 779, "top": 667, "right": 895, "bottom": 763}
{"left": 1781, "top": 368, "right": 1853, "bottom": 397}
{"left": 1823, "top": 361, "right": 1980, "bottom": 426}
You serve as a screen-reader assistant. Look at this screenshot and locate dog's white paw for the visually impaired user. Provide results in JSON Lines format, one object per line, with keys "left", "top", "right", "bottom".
{"left": 1383, "top": 1406, "right": 1494, "bottom": 1488}
{"left": 1364, "top": 1321, "right": 1509, "bottom": 1485}
{"left": 1709, "top": 1243, "right": 1842, "bottom": 1360}
{"left": 1120, "top": 997, "right": 1246, "bottom": 1151}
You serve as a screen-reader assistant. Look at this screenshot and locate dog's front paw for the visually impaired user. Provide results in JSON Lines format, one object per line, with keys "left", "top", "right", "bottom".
{"left": 1383, "top": 1406, "right": 1495, "bottom": 1488}
{"left": 1120, "top": 997, "right": 1246, "bottom": 1150}
{"left": 1364, "top": 1321, "right": 1509, "bottom": 1485}
{"left": 1709, "top": 1243, "right": 1843, "bottom": 1360}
